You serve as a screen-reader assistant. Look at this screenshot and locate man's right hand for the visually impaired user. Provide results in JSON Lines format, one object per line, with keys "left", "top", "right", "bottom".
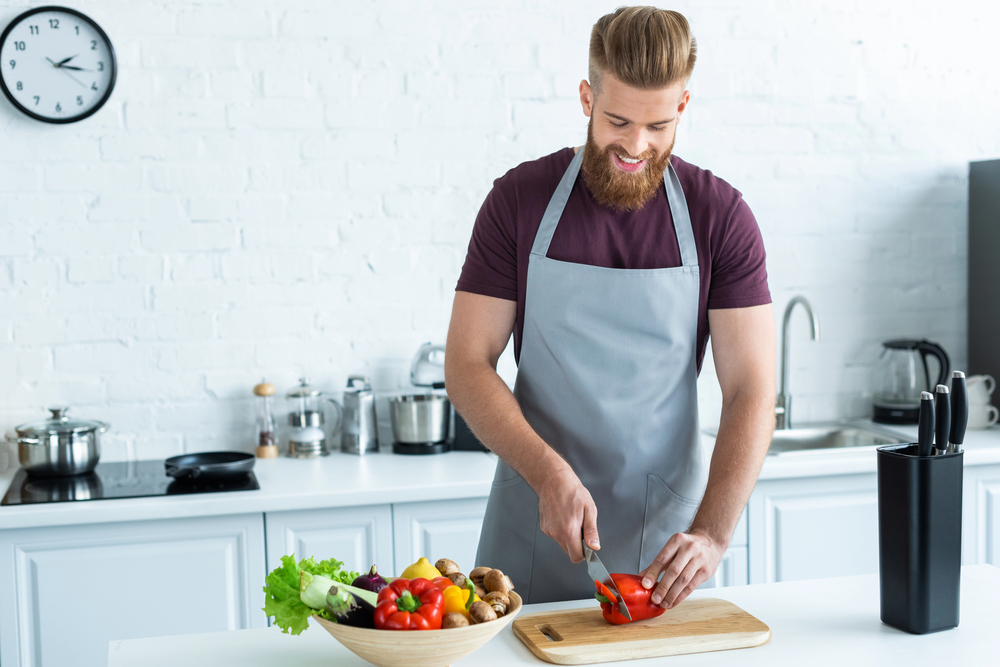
{"left": 537, "top": 467, "right": 600, "bottom": 563}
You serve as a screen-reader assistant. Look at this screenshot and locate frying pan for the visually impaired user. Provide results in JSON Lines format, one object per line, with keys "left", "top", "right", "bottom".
{"left": 165, "top": 451, "right": 255, "bottom": 479}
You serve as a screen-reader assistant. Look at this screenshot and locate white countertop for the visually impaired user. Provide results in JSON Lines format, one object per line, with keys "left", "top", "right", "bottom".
{"left": 4, "top": 422, "right": 1000, "bottom": 531}
{"left": 0, "top": 450, "right": 501, "bottom": 530}
{"left": 106, "top": 564, "right": 1000, "bottom": 666}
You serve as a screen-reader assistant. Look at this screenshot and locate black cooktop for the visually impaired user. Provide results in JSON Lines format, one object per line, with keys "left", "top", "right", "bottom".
{"left": 1, "top": 459, "right": 260, "bottom": 506}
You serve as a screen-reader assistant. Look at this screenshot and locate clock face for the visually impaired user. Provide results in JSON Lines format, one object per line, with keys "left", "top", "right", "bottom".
{"left": 0, "top": 6, "right": 117, "bottom": 123}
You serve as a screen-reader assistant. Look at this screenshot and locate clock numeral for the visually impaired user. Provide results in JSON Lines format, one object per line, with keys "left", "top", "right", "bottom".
{"left": 55, "top": 102, "right": 62, "bottom": 112}
{"left": 29, "top": 25, "right": 39, "bottom": 35}
{"left": 75, "top": 26, "right": 80, "bottom": 35}
{"left": 8, "top": 60, "right": 14, "bottom": 69}
{"left": 16, "top": 81, "right": 22, "bottom": 90}
{"left": 33, "top": 96, "right": 39, "bottom": 105}
{"left": 91, "top": 40, "right": 97, "bottom": 50}
{"left": 91, "top": 82, "right": 98, "bottom": 91}
{"left": 48, "top": 18, "right": 60, "bottom": 29}
{"left": 14, "top": 41, "right": 26, "bottom": 51}
{"left": 97, "top": 61, "right": 104, "bottom": 71}
{"left": 76, "top": 96, "right": 83, "bottom": 106}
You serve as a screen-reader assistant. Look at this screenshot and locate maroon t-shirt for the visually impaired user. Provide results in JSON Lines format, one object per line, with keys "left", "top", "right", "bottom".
{"left": 456, "top": 147, "right": 771, "bottom": 372}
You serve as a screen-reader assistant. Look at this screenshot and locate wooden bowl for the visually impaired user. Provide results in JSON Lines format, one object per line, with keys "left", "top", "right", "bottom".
{"left": 314, "top": 591, "right": 522, "bottom": 667}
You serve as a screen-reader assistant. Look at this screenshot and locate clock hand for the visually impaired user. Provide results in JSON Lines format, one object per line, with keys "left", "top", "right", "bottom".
{"left": 58, "top": 67, "right": 87, "bottom": 88}
{"left": 56, "top": 55, "right": 78, "bottom": 66}
{"left": 60, "top": 65, "right": 90, "bottom": 72}
{"left": 45, "top": 56, "right": 59, "bottom": 67}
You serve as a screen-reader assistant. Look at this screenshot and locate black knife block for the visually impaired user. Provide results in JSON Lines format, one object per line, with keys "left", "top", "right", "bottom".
{"left": 877, "top": 444, "right": 963, "bottom": 634}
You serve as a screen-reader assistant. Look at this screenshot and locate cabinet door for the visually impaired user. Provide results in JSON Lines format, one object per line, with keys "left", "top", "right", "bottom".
{"left": 718, "top": 546, "right": 748, "bottom": 587}
{"left": 965, "top": 464, "right": 1000, "bottom": 567}
{"left": 392, "top": 498, "right": 488, "bottom": 575}
{"left": 0, "top": 513, "right": 265, "bottom": 667}
{"left": 748, "top": 474, "right": 879, "bottom": 584}
{"left": 265, "top": 504, "right": 394, "bottom": 576}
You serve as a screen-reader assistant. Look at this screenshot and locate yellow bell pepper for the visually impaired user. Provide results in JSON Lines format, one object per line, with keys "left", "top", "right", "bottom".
{"left": 441, "top": 582, "right": 480, "bottom": 618}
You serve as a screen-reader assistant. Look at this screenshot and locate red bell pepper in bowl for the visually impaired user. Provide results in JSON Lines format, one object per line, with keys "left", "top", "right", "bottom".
{"left": 594, "top": 574, "right": 667, "bottom": 625}
{"left": 374, "top": 578, "right": 445, "bottom": 630}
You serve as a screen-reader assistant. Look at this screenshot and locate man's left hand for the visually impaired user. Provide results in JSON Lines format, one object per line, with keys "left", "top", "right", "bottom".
{"left": 639, "top": 530, "right": 725, "bottom": 608}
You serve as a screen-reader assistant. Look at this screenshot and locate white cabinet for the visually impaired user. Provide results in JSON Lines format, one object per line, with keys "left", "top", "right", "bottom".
{"left": 747, "top": 473, "right": 879, "bottom": 584}
{"left": 264, "top": 504, "right": 394, "bottom": 576}
{"left": 0, "top": 513, "right": 266, "bottom": 667}
{"left": 963, "top": 463, "right": 1000, "bottom": 567}
{"left": 392, "top": 498, "right": 489, "bottom": 574}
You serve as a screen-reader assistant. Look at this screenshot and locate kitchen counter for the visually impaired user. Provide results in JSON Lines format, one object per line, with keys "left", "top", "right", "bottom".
{"left": 3, "top": 423, "right": 1000, "bottom": 530}
{"left": 0, "top": 450, "right": 500, "bottom": 530}
{"left": 107, "top": 564, "right": 1000, "bottom": 666}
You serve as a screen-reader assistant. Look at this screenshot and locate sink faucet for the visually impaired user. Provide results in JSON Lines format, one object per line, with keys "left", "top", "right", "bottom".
{"left": 775, "top": 296, "right": 820, "bottom": 430}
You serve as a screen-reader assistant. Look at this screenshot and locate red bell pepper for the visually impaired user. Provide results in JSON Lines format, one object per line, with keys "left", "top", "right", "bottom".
{"left": 594, "top": 574, "right": 666, "bottom": 625}
{"left": 374, "top": 578, "right": 445, "bottom": 630}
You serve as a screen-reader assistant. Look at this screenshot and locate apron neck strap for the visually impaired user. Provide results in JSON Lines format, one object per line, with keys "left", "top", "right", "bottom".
{"left": 531, "top": 146, "right": 698, "bottom": 267}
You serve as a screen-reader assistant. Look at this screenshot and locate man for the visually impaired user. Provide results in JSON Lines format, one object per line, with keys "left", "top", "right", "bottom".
{"left": 445, "top": 6, "right": 776, "bottom": 608}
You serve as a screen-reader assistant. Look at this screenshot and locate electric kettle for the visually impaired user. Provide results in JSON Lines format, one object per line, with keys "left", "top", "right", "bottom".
{"left": 872, "top": 339, "right": 950, "bottom": 424}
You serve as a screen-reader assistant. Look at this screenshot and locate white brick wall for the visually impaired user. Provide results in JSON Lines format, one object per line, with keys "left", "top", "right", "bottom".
{"left": 1, "top": 0, "right": 997, "bottom": 459}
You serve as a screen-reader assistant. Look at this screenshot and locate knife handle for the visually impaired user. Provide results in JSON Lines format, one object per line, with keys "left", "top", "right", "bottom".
{"left": 950, "top": 371, "right": 968, "bottom": 453}
{"left": 934, "top": 385, "right": 950, "bottom": 455}
{"left": 918, "top": 391, "right": 935, "bottom": 457}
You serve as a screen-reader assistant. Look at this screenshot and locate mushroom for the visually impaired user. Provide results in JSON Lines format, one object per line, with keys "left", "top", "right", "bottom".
{"left": 483, "top": 591, "right": 509, "bottom": 616}
{"left": 447, "top": 572, "right": 469, "bottom": 589}
{"left": 483, "top": 569, "right": 512, "bottom": 594}
{"left": 469, "top": 566, "right": 491, "bottom": 585}
{"left": 442, "top": 612, "right": 470, "bottom": 629}
{"left": 475, "top": 584, "right": 487, "bottom": 599}
{"left": 469, "top": 600, "right": 498, "bottom": 624}
{"left": 435, "top": 558, "right": 461, "bottom": 576}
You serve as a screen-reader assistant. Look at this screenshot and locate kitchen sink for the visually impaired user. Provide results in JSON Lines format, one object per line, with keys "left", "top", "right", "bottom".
{"left": 704, "top": 423, "right": 910, "bottom": 455}
{"left": 767, "top": 423, "right": 908, "bottom": 455}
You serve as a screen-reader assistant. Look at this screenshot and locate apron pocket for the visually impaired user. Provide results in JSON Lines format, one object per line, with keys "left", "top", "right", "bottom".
{"left": 639, "top": 473, "right": 701, "bottom": 572}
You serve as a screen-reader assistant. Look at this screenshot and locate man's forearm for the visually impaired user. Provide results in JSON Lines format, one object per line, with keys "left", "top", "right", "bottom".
{"left": 447, "top": 360, "right": 572, "bottom": 491}
{"left": 688, "top": 390, "right": 774, "bottom": 549}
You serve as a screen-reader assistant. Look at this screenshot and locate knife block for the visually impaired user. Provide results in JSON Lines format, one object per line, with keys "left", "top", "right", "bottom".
{"left": 877, "top": 444, "right": 963, "bottom": 634}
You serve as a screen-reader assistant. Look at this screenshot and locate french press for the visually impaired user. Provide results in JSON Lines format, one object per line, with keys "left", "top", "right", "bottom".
{"left": 286, "top": 378, "right": 342, "bottom": 458}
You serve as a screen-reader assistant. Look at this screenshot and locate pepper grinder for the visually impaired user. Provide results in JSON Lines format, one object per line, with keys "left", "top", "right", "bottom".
{"left": 254, "top": 381, "right": 278, "bottom": 458}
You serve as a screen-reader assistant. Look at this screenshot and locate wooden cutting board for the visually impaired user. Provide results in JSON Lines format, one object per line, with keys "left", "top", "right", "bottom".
{"left": 512, "top": 597, "right": 770, "bottom": 664}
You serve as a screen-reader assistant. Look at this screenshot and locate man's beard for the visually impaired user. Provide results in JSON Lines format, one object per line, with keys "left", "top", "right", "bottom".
{"left": 580, "top": 118, "right": 673, "bottom": 212}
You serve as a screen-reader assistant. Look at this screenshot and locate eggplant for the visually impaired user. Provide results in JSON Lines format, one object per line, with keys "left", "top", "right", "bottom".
{"left": 351, "top": 565, "right": 388, "bottom": 594}
{"left": 325, "top": 584, "right": 376, "bottom": 628}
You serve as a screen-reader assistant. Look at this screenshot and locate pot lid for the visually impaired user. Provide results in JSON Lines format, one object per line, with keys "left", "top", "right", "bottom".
{"left": 16, "top": 407, "right": 108, "bottom": 436}
{"left": 286, "top": 378, "right": 322, "bottom": 398}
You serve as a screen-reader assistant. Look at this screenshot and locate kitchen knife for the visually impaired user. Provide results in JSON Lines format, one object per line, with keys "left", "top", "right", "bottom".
{"left": 917, "top": 391, "right": 935, "bottom": 457}
{"left": 934, "top": 384, "right": 950, "bottom": 456}
{"left": 582, "top": 539, "right": 632, "bottom": 621}
{"left": 949, "top": 371, "right": 968, "bottom": 454}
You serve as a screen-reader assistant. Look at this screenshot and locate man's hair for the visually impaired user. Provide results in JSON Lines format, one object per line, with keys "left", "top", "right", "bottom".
{"left": 588, "top": 6, "right": 697, "bottom": 98}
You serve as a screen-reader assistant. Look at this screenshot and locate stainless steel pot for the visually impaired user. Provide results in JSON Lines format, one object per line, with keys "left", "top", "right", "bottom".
{"left": 13, "top": 407, "right": 108, "bottom": 477}
{"left": 389, "top": 394, "right": 450, "bottom": 444}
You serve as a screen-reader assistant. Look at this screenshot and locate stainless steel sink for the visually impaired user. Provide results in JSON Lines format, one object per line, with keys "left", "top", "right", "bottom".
{"left": 768, "top": 423, "right": 908, "bottom": 455}
{"left": 704, "top": 423, "right": 909, "bottom": 455}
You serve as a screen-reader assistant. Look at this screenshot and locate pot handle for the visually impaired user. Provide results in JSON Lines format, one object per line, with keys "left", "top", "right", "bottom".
{"left": 94, "top": 421, "right": 110, "bottom": 434}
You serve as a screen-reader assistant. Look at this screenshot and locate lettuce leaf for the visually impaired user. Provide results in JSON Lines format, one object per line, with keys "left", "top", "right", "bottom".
{"left": 262, "top": 554, "right": 361, "bottom": 635}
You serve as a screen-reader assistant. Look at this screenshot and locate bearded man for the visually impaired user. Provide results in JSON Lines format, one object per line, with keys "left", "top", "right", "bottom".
{"left": 445, "top": 6, "right": 777, "bottom": 608}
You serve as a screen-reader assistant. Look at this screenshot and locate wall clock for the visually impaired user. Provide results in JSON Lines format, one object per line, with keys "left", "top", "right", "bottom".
{"left": 0, "top": 6, "right": 117, "bottom": 124}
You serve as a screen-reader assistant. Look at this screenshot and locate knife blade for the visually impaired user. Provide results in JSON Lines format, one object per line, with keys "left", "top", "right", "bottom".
{"left": 949, "top": 371, "right": 968, "bottom": 454}
{"left": 917, "top": 391, "right": 935, "bottom": 457}
{"left": 934, "top": 384, "right": 950, "bottom": 456}
{"left": 582, "top": 539, "right": 632, "bottom": 621}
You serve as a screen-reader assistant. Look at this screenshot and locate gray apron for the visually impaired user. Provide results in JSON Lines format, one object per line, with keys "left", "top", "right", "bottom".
{"left": 475, "top": 147, "right": 711, "bottom": 604}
